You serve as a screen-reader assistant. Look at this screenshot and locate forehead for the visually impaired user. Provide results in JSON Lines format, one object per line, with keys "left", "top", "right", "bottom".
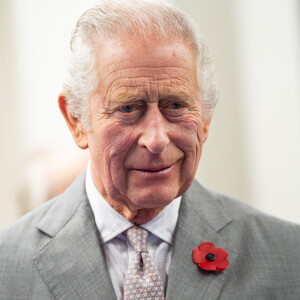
{"left": 93, "top": 38, "right": 199, "bottom": 101}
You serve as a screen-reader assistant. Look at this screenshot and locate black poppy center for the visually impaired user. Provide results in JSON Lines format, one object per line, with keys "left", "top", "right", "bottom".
{"left": 206, "top": 253, "right": 216, "bottom": 261}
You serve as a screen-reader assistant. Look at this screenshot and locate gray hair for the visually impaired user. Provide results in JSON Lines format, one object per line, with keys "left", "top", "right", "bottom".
{"left": 63, "top": 0, "right": 218, "bottom": 129}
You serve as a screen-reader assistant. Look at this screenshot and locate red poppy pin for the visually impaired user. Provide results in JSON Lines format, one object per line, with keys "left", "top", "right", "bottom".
{"left": 192, "top": 242, "right": 229, "bottom": 272}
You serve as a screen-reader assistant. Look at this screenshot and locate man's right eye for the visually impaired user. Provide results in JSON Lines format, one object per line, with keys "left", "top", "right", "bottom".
{"left": 112, "top": 101, "right": 146, "bottom": 124}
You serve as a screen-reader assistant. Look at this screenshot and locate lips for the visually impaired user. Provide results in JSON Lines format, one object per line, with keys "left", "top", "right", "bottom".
{"left": 130, "top": 165, "right": 172, "bottom": 173}
{"left": 127, "top": 158, "right": 183, "bottom": 174}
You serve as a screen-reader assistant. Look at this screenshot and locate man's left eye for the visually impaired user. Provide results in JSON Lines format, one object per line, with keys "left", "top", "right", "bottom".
{"left": 121, "top": 105, "right": 134, "bottom": 113}
{"left": 170, "top": 103, "right": 182, "bottom": 109}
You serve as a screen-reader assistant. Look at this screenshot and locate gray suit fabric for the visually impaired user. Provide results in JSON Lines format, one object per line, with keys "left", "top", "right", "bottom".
{"left": 1, "top": 171, "right": 300, "bottom": 299}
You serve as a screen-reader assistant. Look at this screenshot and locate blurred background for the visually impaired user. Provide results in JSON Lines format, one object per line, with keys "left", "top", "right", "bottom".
{"left": 0, "top": 0, "right": 299, "bottom": 229}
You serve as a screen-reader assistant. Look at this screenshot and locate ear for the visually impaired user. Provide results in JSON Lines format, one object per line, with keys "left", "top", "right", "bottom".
{"left": 202, "top": 118, "right": 211, "bottom": 143}
{"left": 58, "top": 93, "right": 88, "bottom": 149}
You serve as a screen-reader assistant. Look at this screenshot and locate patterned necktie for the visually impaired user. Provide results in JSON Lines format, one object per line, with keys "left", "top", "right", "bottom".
{"left": 124, "top": 225, "right": 165, "bottom": 300}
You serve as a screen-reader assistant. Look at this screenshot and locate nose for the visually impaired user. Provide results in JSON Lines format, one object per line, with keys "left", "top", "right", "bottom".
{"left": 138, "top": 108, "right": 170, "bottom": 154}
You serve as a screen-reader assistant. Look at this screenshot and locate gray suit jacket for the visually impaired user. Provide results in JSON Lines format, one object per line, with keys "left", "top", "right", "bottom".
{"left": 1, "top": 171, "right": 300, "bottom": 299}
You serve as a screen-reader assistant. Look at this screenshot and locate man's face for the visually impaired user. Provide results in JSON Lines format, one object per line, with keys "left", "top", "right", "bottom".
{"left": 87, "top": 38, "right": 210, "bottom": 212}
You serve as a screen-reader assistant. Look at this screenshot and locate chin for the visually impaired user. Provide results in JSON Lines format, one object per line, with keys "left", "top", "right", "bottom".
{"left": 127, "top": 185, "right": 179, "bottom": 210}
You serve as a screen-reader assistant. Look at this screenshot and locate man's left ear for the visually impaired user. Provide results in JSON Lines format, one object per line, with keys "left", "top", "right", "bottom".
{"left": 58, "top": 94, "right": 89, "bottom": 149}
{"left": 202, "top": 118, "right": 211, "bottom": 143}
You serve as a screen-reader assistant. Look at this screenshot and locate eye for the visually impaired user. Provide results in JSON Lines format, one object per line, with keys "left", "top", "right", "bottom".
{"left": 159, "top": 100, "right": 189, "bottom": 122}
{"left": 170, "top": 103, "right": 183, "bottom": 109}
{"left": 121, "top": 105, "right": 134, "bottom": 113}
{"left": 112, "top": 101, "right": 146, "bottom": 124}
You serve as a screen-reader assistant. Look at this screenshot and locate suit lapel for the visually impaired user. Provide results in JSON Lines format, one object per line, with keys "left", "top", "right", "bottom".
{"left": 34, "top": 172, "right": 117, "bottom": 300}
{"left": 166, "top": 181, "right": 238, "bottom": 300}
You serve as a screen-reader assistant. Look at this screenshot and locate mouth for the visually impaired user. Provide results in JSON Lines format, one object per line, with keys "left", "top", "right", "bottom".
{"left": 128, "top": 159, "right": 181, "bottom": 174}
{"left": 131, "top": 165, "right": 173, "bottom": 173}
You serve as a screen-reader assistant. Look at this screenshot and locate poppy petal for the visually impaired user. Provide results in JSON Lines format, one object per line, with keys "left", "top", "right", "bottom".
{"left": 192, "top": 248, "right": 205, "bottom": 263}
{"left": 199, "top": 242, "right": 215, "bottom": 253}
{"left": 216, "top": 259, "right": 229, "bottom": 271}
{"left": 214, "top": 247, "right": 228, "bottom": 259}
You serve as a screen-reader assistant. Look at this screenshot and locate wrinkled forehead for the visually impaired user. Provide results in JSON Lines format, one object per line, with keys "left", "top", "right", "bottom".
{"left": 93, "top": 35, "right": 198, "bottom": 76}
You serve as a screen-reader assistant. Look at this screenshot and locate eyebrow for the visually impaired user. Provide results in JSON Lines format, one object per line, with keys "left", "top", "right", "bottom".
{"left": 105, "top": 97, "right": 144, "bottom": 110}
{"left": 109, "top": 96, "right": 144, "bottom": 104}
{"left": 106, "top": 91, "right": 196, "bottom": 111}
{"left": 158, "top": 92, "right": 197, "bottom": 106}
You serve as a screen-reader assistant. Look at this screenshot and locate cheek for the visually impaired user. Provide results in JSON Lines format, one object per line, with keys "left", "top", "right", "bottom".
{"left": 171, "top": 116, "right": 204, "bottom": 182}
{"left": 89, "top": 122, "right": 137, "bottom": 193}
{"left": 90, "top": 122, "right": 134, "bottom": 155}
{"left": 172, "top": 115, "right": 204, "bottom": 154}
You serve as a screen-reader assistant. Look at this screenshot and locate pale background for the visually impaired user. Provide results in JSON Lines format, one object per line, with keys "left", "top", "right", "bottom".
{"left": 0, "top": 0, "right": 299, "bottom": 229}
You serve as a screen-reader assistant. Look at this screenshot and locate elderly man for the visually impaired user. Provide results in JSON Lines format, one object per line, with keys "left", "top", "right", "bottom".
{"left": 1, "top": 0, "right": 300, "bottom": 299}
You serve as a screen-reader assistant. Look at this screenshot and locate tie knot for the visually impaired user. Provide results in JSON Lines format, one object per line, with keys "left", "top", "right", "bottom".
{"left": 126, "top": 226, "right": 148, "bottom": 253}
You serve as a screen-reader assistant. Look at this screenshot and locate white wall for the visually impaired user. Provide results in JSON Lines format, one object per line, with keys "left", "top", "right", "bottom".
{"left": 0, "top": 0, "right": 299, "bottom": 229}
{"left": 0, "top": 0, "right": 20, "bottom": 228}
{"left": 0, "top": 0, "right": 98, "bottom": 229}
{"left": 234, "top": 0, "right": 300, "bottom": 223}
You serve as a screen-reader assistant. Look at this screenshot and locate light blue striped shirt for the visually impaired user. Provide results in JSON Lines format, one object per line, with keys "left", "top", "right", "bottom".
{"left": 85, "top": 162, "right": 181, "bottom": 299}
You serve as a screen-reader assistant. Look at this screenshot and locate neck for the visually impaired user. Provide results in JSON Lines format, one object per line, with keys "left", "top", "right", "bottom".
{"left": 107, "top": 198, "right": 165, "bottom": 224}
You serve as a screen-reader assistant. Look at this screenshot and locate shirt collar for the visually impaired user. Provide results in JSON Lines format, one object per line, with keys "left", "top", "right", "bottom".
{"left": 85, "top": 161, "right": 181, "bottom": 245}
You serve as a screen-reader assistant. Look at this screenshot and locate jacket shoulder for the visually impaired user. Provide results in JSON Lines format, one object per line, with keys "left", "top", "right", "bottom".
{"left": 0, "top": 196, "right": 57, "bottom": 250}
{"left": 0, "top": 197, "right": 59, "bottom": 299}
{"left": 0, "top": 171, "right": 87, "bottom": 298}
{"left": 189, "top": 179, "right": 300, "bottom": 233}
